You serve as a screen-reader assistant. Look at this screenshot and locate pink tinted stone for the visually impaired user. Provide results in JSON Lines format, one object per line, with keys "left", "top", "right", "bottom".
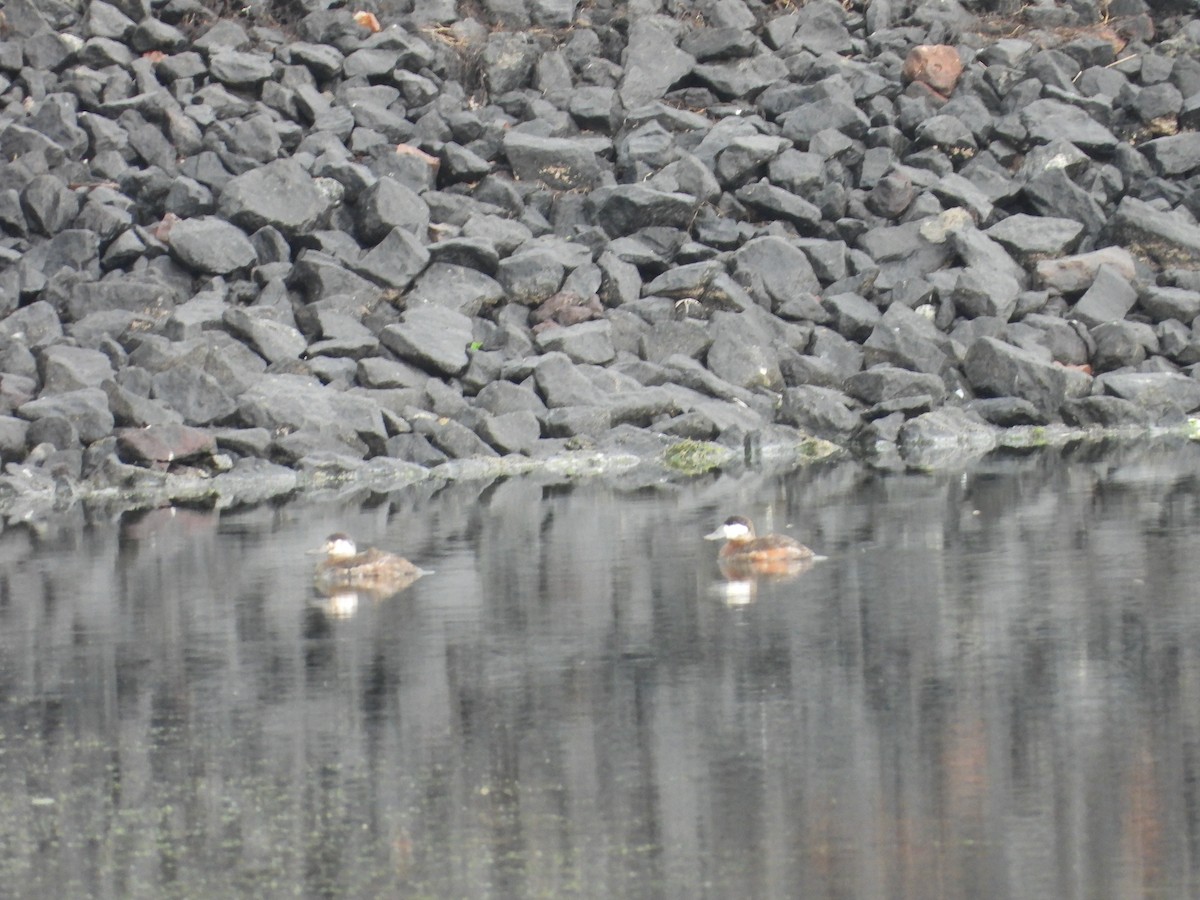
{"left": 903, "top": 45, "right": 964, "bottom": 96}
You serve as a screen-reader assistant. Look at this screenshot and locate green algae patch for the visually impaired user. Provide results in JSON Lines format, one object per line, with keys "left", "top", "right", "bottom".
{"left": 797, "top": 436, "right": 839, "bottom": 460}
{"left": 662, "top": 440, "right": 731, "bottom": 475}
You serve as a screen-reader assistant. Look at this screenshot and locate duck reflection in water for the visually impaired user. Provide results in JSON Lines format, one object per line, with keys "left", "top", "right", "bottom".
{"left": 311, "top": 533, "right": 430, "bottom": 616}
{"left": 705, "top": 515, "right": 818, "bottom": 603}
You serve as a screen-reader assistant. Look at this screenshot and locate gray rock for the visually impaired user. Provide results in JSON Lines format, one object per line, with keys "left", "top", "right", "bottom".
{"left": 985, "top": 213, "right": 1084, "bottom": 264}
{"left": 569, "top": 86, "right": 621, "bottom": 132}
{"left": 293, "top": 250, "right": 387, "bottom": 304}
{"left": 731, "top": 236, "right": 821, "bottom": 309}
{"left": 306, "top": 311, "right": 379, "bottom": 360}
{"left": 968, "top": 397, "right": 1048, "bottom": 426}
{"left": 167, "top": 216, "right": 257, "bottom": 274}
{"left": 778, "top": 385, "right": 863, "bottom": 443}
{"left": 477, "top": 409, "right": 541, "bottom": 454}
{"left": 223, "top": 307, "right": 307, "bottom": 364}
{"left": 150, "top": 364, "right": 238, "bottom": 425}
{"left": 1090, "top": 320, "right": 1153, "bottom": 372}
{"left": 218, "top": 158, "right": 332, "bottom": 237}
{"left": 598, "top": 251, "right": 642, "bottom": 307}
{"left": 619, "top": 16, "right": 694, "bottom": 109}
{"left": 964, "top": 336, "right": 1091, "bottom": 419}
{"left": 706, "top": 311, "right": 784, "bottom": 391}
{"left": 102, "top": 379, "right": 184, "bottom": 427}
{"left": 898, "top": 407, "right": 997, "bottom": 467}
{"left": 858, "top": 219, "right": 955, "bottom": 286}
{"left": 22, "top": 174, "right": 82, "bottom": 237}
{"left": 543, "top": 406, "right": 613, "bottom": 439}
{"left": 18, "top": 388, "right": 114, "bottom": 443}
{"left": 643, "top": 261, "right": 723, "bottom": 300}
{"left": 356, "top": 356, "right": 427, "bottom": 389}
{"left": 406, "top": 263, "right": 504, "bottom": 317}
{"left": 694, "top": 53, "right": 789, "bottom": 100}
{"left": 1036, "top": 246, "right": 1138, "bottom": 294}
{"left": 214, "top": 427, "right": 273, "bottom": 459}
{"left": 954, "top": 266, "right": 1020, "bottom": 321}
{"left": 779, "top": 97, "right": 870, "bottom": 145}
{"left": 407, "top": 410, "right": 496, "bottom": 459}
{"left": 844, "top": 365, "right": 947, "bottom": 405}
{"left": 39, "top": 345, "right": 114, "bottom": 393}
{"left": 822, "top": 292, "right": 881, "bottom": 342}
{"left": 664, "top": 388, "right": 765, "bottom": 435}
{"left": 497, "top": 247, "right": 566, "bottom": 305}
{"left": 1020, "top": 99, "right": 1118, "bottom": 153}
{"left": 1072, "top": 264, "right": 1138, "bottom": 327}
{"left": 26, "top": 416, "right": 79, "bottom": 451}
{"left": 482, "top": 31, "right": 539, "bottom": 95}
{"left": 534, "top": 353, "right": 608, "bottom": 408}
{"left": 535, "top": 320, "right": 616, "bottom": 365}
{"left": 474, "top": 380, "right": 548, "bottom": 417}
{"left": 608, "top": 386, "right": 679, "bottom": 426}
{"left": 588, "top": 184, "right": 699, "bottom": 238}
{"left": 379, "top": 303, "right": 473, "bottom": 376}
{"left": 503, "top": 132, "right": 603, "bottom": 190}
{"left": 714, "top": 135, "right": 791, "bottom": 187}
{"left": 0, "top": 415, "right": 29, "bottom": 462}
{"left": 1023, "top": 168, "right": 1107, "bottom": 237}
{"left": 209, "top": 49, "right": 274, "bottom": 86}
{"left": 1061, "top": 395, "right": 1157, "bottom": 427}
{"left": 237, "top": 374, "right": 387, "bottom": 458}
{"left": 1140, "top": 285, "right": 1200, "bottom": 323}
{"left": 1141, "top": 132, "right": 1200, "bottom": 176}
{"left": 734, "top": 181, "right": 822, "bottom": 233}
{"left": 428, "top": 237, "right": 500, "bottom": 274}
{"left": 640, "top": 319, "right": 712, "bottom": 364}
{"left": 1096, "top": 371, "right": 1200, "bottom": 414}
{"left": 915, "top": 116, "right": 978, "bottom": 158}
{"left": 1019, "top": 314, "right": 1091, "bottom": 365}
{"left": 1102, "top": 196, "right": 1200, "bottom": 269}
{"left": 862, "top": 304, "right": 954, "bottom": 375}
{"left": 807, "top": 326, "right": 864, "bottom": 379}
{"left": 354, "top": 176, "right": 429, "bottom": 244}
{"left": 0, "top": 301, "right": 64, "bottom": 348}
{"left": 385, "top": 432, "right": 445, "bottom": 466}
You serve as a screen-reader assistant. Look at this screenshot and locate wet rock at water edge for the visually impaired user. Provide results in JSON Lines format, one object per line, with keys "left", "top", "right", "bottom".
{"left": 4, "top": 0, "right": 1200, "bottom": 512}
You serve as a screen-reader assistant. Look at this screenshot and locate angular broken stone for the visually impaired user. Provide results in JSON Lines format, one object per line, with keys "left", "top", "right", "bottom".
{"left": 218, "top": 158, "right": 333, "bottom": 237}
{"left": 379, "top": 304, "right": 473, "bottom": 377}
{"left": 167, "top": 216, "right": 257, "bottom": 274}
{"left": 503, "top": 132, "right": 604, "bottom": 190}
{"left": 964, "top": 336, "right": 1091, "bottom": 420}
{"left": 903, "top": 45, "right": 963, "bottom": 96}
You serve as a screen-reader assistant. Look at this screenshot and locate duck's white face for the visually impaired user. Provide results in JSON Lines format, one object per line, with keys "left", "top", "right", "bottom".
{"left": 705, "top": 520, "right": 752, "bottom": 541}
{"left": 323, "top": 536, "right": 358, "bottom": 559}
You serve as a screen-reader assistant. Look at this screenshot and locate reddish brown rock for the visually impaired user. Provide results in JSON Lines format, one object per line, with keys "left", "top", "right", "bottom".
{"left": 117, "top": 424, "right": 216, "bottom": 468}
{"left": 531, "top": 292, "right": 605, "bottom": 333}
{"left": 903, "top": 45, "right": 963, "bottom": 97}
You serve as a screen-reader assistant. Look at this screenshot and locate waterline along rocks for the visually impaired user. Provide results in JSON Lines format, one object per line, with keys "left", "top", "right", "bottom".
{"left": 2, "top": 0, "right": 1200, "bottom": 514}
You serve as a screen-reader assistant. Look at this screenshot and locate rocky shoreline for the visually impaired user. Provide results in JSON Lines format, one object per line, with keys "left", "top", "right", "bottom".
{"left": 2, "top": 0, "right": 1200, "bottom": 520}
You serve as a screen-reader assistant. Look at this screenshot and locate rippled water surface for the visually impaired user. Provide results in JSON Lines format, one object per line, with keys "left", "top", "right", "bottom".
{"left": 4, "top": 440, "right": 1200, "bottom": 899}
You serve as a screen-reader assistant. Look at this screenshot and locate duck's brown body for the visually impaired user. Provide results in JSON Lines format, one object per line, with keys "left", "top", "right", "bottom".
{"left": 314, "top": 533, "right": 428, "bottom": 591}
{"left": 317, "top": 548, "right": 426, "bottom": 586}
{"left": 706, "top": 516, "right": 815, "bottom": 579}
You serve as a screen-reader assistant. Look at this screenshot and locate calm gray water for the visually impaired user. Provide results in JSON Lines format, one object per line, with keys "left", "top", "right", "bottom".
{"left": 3, "top": 440, "right": 1200, "bottom": 899}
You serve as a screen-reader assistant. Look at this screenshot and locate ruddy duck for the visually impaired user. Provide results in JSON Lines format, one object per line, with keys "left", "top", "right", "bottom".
{"left": 705, "top": 515, "right": 816, "bottom": 579}
{"left": 313, "top": 533, "right": 430, "bottom": 589}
